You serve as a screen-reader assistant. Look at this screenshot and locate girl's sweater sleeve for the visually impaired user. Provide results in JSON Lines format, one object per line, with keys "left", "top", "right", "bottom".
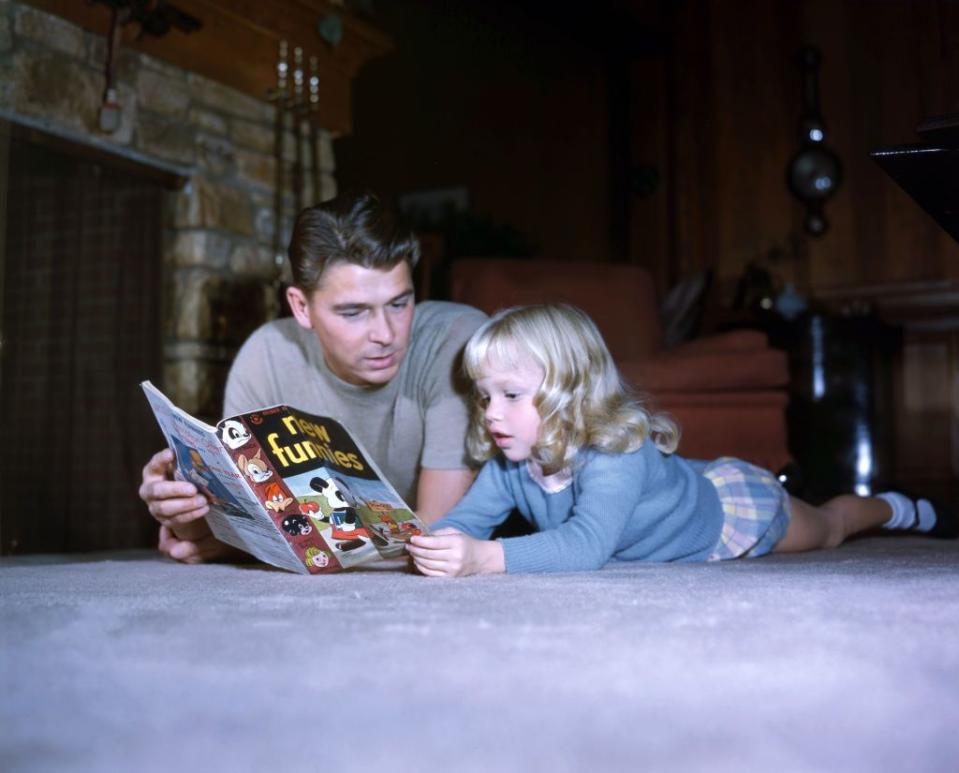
{"left": 501, "top": 452, "right": 650, "bottom": 573}
{"left": 428, "top": 458, "right": 517, "bottom": 539}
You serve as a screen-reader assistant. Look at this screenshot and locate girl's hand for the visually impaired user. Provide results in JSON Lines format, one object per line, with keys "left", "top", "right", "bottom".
{"left": 407, "top": 528, "right": 506, "bottom": 577}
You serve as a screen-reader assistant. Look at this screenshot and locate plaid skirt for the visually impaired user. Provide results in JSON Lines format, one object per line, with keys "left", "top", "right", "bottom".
{"left": 702, "top": 457, "right": 791, "bottom": 561}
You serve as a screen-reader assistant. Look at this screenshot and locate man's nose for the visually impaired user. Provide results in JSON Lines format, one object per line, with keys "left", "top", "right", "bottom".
{"left": 368, "top": 310, "right": 395, "bottom": 345}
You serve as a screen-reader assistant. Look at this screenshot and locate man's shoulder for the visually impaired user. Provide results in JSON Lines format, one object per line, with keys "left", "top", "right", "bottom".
{"left": 405, "top": 301, "right": 485, "bottom": 366}
{"left": 243, "top": 317, "right": 311, "bottom": 348}
{"left": 413, "top": 300, "right": 487, "bottom": 333}
{"left": 235, "top": 317, "right": 316, "bottom": 367}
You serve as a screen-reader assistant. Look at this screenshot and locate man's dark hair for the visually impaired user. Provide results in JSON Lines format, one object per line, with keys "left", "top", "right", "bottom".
{"left": 288, "top": 193, "right": 420, "bottom": 292}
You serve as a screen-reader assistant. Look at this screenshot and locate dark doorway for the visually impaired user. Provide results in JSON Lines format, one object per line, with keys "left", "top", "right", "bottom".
{"left": 1, "top": 125, "right": 167, "bottom": 554}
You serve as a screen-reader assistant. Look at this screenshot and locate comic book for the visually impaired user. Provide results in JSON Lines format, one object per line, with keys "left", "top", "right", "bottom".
{"left": 141, "top": 381, "right": 429, "bottom": 574}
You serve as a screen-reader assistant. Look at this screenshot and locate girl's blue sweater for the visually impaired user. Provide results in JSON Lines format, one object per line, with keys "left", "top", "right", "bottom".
{"left": 431, "top": 441, "right": 725, "bottom": 573}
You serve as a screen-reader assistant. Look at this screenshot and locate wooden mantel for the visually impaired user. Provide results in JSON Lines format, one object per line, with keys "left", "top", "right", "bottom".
{"left": 21, "top": 0, "right": 393, "bottom": 136}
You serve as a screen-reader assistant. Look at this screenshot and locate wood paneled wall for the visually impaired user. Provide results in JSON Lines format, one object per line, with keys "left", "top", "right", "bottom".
{"left": 336, "top": 0, "right": 610, "bottom": 266}
{"left": 21, "top": 0, "right": 392, "bottom": 136}
{"left": 631, "top": 0, "right": 959, "bottom": 296}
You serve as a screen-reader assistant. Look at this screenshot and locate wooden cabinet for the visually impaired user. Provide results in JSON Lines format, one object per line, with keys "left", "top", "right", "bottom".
{"left": 819, "top": 281, "right": 959, "bottom": 507}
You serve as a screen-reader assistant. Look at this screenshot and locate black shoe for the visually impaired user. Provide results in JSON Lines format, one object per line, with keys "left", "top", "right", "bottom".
{"left": 925, "top": 497, "right": 959, "bottom": 539}
{"left": 887, "top": 488, "right": 958, "bottom": 540}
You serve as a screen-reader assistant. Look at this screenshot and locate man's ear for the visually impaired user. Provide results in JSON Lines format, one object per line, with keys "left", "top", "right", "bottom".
{"left": 286, "top": 286, "right": 313, "bottom": 330}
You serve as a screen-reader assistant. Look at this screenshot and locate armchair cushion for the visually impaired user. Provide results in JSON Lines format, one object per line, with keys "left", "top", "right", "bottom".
{"left": 622, "top": 330, "right": 789, "bottom": 393}
{"left": 621, "top": 348, "right": 789, "bottom": 393}
{"left": 448, "top": 257, "right": 792, "bottom": 471}
{"left": 669, "top": 328, "right": 768, "bottom": 354}
{"left": 650, "top": 391, "right": 791, "bottom": 470}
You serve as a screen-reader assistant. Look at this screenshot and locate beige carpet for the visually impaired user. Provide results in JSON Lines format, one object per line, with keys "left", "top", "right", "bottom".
{"left": 2, "top": 536, "right": 958, "bottom": 773}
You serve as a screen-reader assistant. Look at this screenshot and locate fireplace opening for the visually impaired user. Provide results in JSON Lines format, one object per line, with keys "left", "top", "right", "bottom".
{"left": 1, "top": 122, "right": 175, "bottom": 554}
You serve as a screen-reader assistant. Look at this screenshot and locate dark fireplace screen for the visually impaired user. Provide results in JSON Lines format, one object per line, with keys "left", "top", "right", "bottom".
{"left": 1, "top": 135, "right": 165, "bottom": 553}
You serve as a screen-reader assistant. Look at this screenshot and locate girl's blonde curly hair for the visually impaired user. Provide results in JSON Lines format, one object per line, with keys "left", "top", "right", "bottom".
{"left": 463, "top": 304, "right": 680, "bottom": 471}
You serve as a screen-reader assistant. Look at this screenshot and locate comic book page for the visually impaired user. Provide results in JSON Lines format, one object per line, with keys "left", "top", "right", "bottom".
{"left": 140, "top": 381, "right": 306, "bottom": 574}
{"left": 222, "top": 405, "right": 430, "bottom": 572}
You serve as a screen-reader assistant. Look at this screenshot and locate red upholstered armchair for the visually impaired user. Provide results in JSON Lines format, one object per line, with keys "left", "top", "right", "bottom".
{"left": 449, "top": 258, "right": 792, "bottom": 472}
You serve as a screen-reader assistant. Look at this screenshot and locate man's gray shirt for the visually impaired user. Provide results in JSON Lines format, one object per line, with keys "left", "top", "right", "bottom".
{"left": 223, "top": 301, "right": 487, "bottom": 506}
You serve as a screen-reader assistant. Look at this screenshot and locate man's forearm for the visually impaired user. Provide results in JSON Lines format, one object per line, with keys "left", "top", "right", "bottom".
{"left": 416, "top": 468, "right": 476, "bottom": 523}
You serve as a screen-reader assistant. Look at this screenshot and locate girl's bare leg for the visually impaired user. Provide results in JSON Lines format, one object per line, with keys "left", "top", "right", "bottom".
{"left": 774, "top": 495, "right": 893, "bottom": 553}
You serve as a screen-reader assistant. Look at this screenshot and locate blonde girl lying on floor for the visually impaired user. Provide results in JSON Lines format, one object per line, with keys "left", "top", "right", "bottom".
{"left": 407, "top": 304, "right": 954, "bottom": 576}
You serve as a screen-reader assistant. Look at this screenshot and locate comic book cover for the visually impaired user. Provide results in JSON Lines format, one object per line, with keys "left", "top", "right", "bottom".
{"left": 141, "top": 381, "right": 429, "bottom": 575}
{"left": 221, "top": 403, "right": 427, "bottom": 572}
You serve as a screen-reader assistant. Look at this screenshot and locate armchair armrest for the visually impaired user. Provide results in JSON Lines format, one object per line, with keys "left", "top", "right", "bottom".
{"left": 666, "top": 329, "right": 771, "bottom": 356}
{"left": 619, "top": 343, "right": 789, "bottom": 393}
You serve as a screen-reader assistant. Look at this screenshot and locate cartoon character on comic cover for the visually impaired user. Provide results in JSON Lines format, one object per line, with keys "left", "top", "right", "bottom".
{"left": 219, "top": 418, "right": 299, "bottom": 523}
{"left": 219, "top": 419, "right": 252, "bottom": 451}
{"left": 307, "top": 474, "right": 423, "bottom": 558}
{"left": 308, "top": 475, "right": 372, "bottom": 552}
{"left": 236, "top": 448, "right": 273, "bottom": 486}
{"left": 303, "top": 546, "right": 334, "bottom": 571}
{"left": 263, "top": 481, "right": 294, "bottom": 513}
{"left": 281, "top": 511, "right": 313, "bottom": 536}
{"left": 373, "top": 513, "right": 423, "bottom": 543}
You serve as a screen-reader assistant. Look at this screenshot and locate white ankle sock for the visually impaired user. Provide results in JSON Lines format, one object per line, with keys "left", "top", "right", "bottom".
{"left": 877, "top": 492, "right": 936, "bottom": 532}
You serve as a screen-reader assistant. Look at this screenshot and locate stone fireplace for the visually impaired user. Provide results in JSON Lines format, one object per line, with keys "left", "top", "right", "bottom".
{"left": 0, "top": 0, "right": 385, "bottom": 552}
{"left": 1, "top": 0, "right": 341, "bottom": 418}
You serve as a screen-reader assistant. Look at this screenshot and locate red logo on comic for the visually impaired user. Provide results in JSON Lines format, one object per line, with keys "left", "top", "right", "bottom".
{"left": 249, "top": 414, "right": 263, "bottom": 425}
